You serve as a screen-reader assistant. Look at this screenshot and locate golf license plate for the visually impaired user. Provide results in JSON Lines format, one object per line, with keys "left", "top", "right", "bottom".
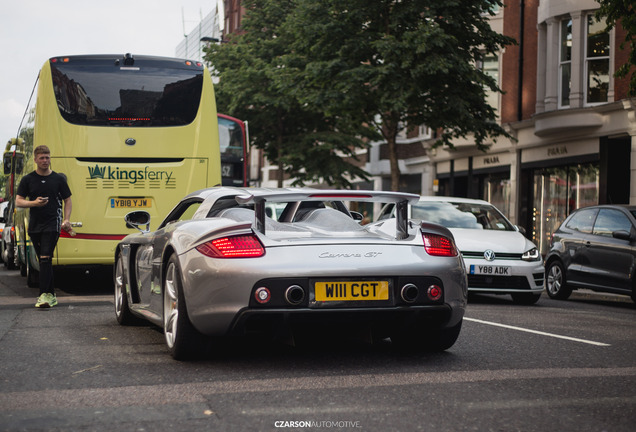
{"left": 469, "top": 265, "right": 511, "bottom": 276}
{"left": 314, "top": 281, "right": 389, "bottom": 301}
{"left": 110, "top": 198, "right": 151, "bottom": 208}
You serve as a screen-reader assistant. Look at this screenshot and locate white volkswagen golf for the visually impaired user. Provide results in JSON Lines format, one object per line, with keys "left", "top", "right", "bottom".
{"left": 379, "top": 196, "right": 544, "bottom": 304}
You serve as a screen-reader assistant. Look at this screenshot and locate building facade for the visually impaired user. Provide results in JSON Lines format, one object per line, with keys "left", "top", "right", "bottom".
{"left": 428, "top": 0, "right": 635, "bottom": 254}
{"left": 217, "top": 0, "right": 635, "bottom": 254}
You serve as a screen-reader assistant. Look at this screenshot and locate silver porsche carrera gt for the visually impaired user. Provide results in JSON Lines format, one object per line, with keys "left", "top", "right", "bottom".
{"left": 114, "top": 187, "right": 467, "bottom": 359}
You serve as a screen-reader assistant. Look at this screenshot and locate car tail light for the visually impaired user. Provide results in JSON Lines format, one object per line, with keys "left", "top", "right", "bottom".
{"left": 422, "top": 233, "right": 457, "bottom": 257}
{"left": 196, "top": 234, "right": 265, "bottom": 258}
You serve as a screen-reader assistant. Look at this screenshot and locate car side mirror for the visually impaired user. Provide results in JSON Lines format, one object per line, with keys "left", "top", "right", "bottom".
{"left": 125, "top": 211, "right": 151, "bottom": 233}
{"left": 612, "top": 230, "right": 633, "bottom": 241}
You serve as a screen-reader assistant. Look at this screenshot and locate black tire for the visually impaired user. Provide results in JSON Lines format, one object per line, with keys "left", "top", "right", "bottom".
{"left": 114, "top": 253, "right": 142, "bottom": 325}
{"left": 19, "top": 262, "right": 26, "bottom": 277}
{"left": 511, "top": 292, "right": 541, "bottom": 305}
{"left": 546, "top": 260, "right": 572, "bottom": 300}
{"left": 6, "top": 246, "right": 16, "bottom": 270}
{"left": 163, "top": 254, "right": 207, "bottom": 360}
{"left": 391, "top": 320, "right": 462, "bottom": 352}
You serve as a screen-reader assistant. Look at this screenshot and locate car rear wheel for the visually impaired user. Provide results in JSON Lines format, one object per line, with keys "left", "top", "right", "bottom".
{"left": 546, "top": 260, "right": 572, "bottom": 300}
{"left": 391, "top": 320, "right": 462, "bottom": 352}
{"left": 114, "top": 253, "right": 141, "bottom": 325}
{"left": 510, "top": 292, "right": 541, "bottom": 305}
{"left": 163, "top": 254, "right": 207, "bottom": 360}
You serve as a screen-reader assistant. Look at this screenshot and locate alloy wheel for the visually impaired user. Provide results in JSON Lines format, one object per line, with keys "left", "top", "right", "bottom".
{"left": 547, "top": 264, "right": 562, "bottom": 296}
{"left": 163, "top": 262, "right": 179, "bottom": 349}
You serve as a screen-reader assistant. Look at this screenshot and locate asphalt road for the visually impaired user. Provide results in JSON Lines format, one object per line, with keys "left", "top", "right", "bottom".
{"left": 0, "top": 265, "right": 635, "bottom": 431}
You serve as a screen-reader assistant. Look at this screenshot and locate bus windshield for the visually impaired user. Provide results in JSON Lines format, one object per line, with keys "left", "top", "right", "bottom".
{"left": 51, "top": 58, "right": 203, "bottom": 127}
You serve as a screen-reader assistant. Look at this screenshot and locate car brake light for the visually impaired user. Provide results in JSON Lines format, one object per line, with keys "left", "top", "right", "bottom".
{"left": 196, "top": 234, "right": 265, "bottom": 258}
{"left": 422, "top": 233, "right": 457, "bottom": 257}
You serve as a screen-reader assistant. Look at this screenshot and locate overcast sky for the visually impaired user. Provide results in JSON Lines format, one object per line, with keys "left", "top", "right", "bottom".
{"left": 0, "top": 0, "right": 216, "bottom": 149}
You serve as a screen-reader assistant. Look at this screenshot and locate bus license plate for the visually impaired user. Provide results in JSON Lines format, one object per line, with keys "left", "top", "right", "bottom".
{"left": 469, "top": 265, "right": 511, "bottom": 276}
{"left": 110, "top": 198, "right": 151, "bottom": 208}
{"left": 314, "top": 281, "right": 389, "bottom": 301}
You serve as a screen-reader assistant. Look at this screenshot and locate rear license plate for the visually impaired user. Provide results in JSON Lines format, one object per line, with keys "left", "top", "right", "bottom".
{"left": 314, "top": 281, "right": 389, "bottom": 301}
{"left": 110, "top": 198, "right": 151, "bottom": 208}
{"left": 469, "top": 265, "right": 511, "bottom": 275}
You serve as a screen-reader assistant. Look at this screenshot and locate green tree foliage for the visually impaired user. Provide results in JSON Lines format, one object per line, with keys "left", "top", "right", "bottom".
{"left": 206, "top": 0, "right": 515, "bottom": 191}
{"left": 596, "top": 0, "right": 636, "bottom": 96}
{"left": 282, "top": 0, "right": 515, "bottom": 191}
{"left": 205, "top": 0, "right": 373, "bottom": 188}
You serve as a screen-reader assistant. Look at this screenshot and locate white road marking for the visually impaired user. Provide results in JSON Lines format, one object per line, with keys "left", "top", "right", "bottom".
{"left": 465, "top": 317, "right": 611, "bottom": 346}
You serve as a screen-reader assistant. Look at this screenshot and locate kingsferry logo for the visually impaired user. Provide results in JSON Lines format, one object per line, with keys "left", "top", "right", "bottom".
{"left": 87, "top": 164, "right": 174, "bottom": 184}
{"left": 88, "top": 165, "right": 106, "bottom": 179}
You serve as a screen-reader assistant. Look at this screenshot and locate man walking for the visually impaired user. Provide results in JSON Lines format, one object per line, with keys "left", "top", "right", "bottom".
{"left": 16, "top": 145, "right": 72, "bottom": 308}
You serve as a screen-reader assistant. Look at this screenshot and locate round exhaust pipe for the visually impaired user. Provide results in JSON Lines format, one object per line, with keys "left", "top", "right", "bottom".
{"left": 285, "top": 285, "right": 305, "bottom": 305}
{"left": 400, "top": 283, "right": 419, "bottom": 303}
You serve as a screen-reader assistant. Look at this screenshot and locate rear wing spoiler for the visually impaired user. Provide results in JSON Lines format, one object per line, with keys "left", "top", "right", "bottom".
{"left": 235, "top": 189, "right": 419, "bottom": 239}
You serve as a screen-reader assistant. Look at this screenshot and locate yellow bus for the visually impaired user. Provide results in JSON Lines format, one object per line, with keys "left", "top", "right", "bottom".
{"left": 15, "top": 54, "right": 221, "bottom": 277}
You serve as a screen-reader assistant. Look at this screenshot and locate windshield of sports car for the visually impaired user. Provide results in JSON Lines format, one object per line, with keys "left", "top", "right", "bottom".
{"left": 411, "top": 201, "right": 515, "bottom": 231}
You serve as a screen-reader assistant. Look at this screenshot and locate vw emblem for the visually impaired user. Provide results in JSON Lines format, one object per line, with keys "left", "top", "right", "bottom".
{"left": 125, "top": 138, "right": 136, "bottom": 146}
{"left": 483, "top": 249, "right": 496, "bottom": 261}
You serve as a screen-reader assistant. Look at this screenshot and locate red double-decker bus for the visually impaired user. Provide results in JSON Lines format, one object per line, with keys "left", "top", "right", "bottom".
{"left": 217, "top": 114, "right": 248, "bottom": 186}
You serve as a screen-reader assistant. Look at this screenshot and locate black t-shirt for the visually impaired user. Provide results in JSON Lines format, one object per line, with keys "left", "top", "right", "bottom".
{"left": 17, "top": 171, "right": 72, "bottom": 234}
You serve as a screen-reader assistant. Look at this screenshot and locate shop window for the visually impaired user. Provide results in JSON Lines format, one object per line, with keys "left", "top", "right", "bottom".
{"left": 531, "top": 163, "right": 599, "bottom": 254}
{"left": 482, "top": 175, "right": 511, "bottom": 218}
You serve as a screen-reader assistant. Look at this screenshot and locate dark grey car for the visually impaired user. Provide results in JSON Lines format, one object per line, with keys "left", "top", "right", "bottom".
{"left": 545, "top": 205, "right": 636, "bottom": 303}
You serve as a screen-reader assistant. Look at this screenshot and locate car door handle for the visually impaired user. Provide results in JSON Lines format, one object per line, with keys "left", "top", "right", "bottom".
{"left": 585, "top": 241, "right": 592, "bottom": 247}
